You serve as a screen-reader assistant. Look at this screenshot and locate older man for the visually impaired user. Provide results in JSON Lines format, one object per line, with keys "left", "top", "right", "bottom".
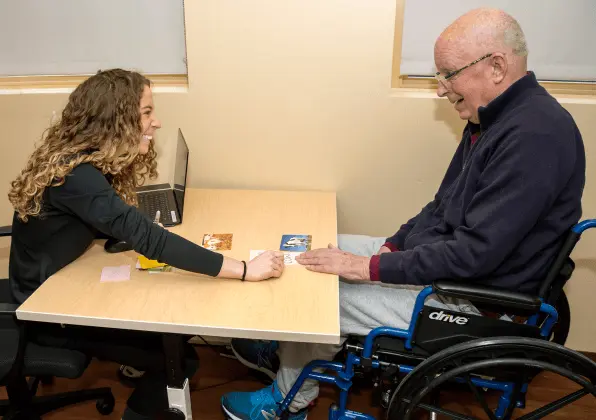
{"left": 221, "top": 8, "right": 585, "bottom": 420}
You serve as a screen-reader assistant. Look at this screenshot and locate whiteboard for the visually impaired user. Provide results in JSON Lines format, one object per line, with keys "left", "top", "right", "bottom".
{"left": 0, "top": 0, "right": 187, "bottom": 76}
{"left": 401, "top": 0, "right": 596, "bottom": 82}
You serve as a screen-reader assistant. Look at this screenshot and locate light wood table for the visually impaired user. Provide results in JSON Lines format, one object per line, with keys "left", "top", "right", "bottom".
{"left": 16, "top": 188, "right": 340, "bottom": 344}
{"left": 15, "top": 188, "right": 339, "bottom": 418}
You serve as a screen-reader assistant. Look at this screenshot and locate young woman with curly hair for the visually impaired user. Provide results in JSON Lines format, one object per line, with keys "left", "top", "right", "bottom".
{"left": 3, "top": 68, "right": 284, "bottom": 419}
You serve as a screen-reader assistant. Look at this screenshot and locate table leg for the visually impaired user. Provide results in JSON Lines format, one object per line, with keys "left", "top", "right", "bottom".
{"left": 162, "top": 334, "right": 192, "bottom": 419}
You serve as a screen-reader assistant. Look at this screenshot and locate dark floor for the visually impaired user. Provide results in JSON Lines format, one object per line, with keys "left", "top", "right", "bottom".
{"left": 1, "top": 344, "right": 595, "bottom": 419}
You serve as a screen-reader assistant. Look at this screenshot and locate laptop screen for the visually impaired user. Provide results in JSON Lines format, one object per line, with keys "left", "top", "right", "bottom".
{"left": 172, "top": 129, "right": 189, "bottom": 217}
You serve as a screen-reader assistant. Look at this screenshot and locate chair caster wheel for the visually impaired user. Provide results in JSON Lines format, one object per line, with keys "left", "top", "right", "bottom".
{"left": 159, "top": 408, "right": 187, "bottom": 419}
{"left": 380, "top": 389, "right": 392, "bottom": 409}
{"left": 96, "top": 393, "right": 115, "bottom": 415}
{"left": 516, "top": 394, "right": 527, "bottom": 409}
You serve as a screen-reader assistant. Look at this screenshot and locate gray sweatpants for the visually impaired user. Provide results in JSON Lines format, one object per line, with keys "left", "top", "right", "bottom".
{"left": 277, "top": 234, "right": 479, "bottom": 411}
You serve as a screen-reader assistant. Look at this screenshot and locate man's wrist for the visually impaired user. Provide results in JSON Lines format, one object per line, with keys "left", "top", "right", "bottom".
{"left": 369, "top": 255, "right": 381, "bottom": 281}
{"left": 360, "top": 257, "right": 371, "bottom": 280}
{"left": 383, "top": 241, "right": 399, "bottom": 252}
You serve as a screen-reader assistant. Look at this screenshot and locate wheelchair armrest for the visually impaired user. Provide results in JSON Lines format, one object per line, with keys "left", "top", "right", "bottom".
{"left": 0, "top": 225, "right": 12, "bottom": 237}
{"left": 433, "top": 280, "right": 542, "bottom": 313}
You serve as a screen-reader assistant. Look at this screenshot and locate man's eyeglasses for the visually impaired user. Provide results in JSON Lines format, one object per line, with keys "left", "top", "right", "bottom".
{"left": 435, "top": 53, "right": 493, "bottom": 85}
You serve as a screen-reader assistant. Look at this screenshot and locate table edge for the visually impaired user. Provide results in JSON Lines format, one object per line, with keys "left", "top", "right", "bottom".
{"left": 16, "top": 308, "right": 341, "bottom": 345}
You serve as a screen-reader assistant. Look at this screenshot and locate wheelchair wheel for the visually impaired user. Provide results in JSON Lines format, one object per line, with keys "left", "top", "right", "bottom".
{"left": 387, "top": 336, "right": 596, "bottom": 420}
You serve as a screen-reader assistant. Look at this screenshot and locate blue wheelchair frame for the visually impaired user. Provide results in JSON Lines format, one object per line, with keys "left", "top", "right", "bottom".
{"left": 276, "top": 220, "right": 596, "bottom": 420}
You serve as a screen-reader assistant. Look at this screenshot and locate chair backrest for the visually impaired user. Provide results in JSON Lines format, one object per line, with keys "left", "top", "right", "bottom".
{"left": 538, "top": 233, "right": 579, "bottom": 301}
{"left": 538, "top": 219, "right": 596, "bottom": 302}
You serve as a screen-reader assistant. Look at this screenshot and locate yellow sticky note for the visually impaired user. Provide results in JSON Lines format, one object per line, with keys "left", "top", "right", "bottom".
{"left": 137, "top": 255, "right": 167, "bottom": 270}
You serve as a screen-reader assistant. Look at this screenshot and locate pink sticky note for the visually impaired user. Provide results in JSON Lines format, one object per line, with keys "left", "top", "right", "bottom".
{"left": 100, "top": 265, "right": 131, "bottom": 283}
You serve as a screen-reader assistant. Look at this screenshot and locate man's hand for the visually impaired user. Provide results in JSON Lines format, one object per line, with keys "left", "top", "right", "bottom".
{"left": 376, "top": 245, "right": 392, "bottom": 255}
{"left": 296, "top": 244, "right": 370, "bottom": 281}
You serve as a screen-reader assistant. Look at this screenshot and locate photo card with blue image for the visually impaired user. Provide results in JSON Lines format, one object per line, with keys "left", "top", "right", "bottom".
{"left": 279, "top": 234, "right": 312, "bottom": 252}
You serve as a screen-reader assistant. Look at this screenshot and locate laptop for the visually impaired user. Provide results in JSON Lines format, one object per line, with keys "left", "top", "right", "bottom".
{"left": 136, "top": 129, "right": 189, "bottom": 227}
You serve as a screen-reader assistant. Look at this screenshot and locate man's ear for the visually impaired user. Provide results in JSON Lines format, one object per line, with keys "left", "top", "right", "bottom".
{"left": 491, "top": 53, "right": 507, "bottom": 84}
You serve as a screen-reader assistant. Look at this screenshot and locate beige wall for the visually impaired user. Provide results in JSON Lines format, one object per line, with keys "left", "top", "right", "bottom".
{"left": 1, "top": 0, "right": 596, "bottom": 351}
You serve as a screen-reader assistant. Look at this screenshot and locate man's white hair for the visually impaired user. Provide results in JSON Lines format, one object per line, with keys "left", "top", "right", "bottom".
{"left": 503, "top": 16, "right": 528, "bottom": 57}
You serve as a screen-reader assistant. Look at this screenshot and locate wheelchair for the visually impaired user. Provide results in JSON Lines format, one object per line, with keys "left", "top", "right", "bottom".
{"left": 277, "top": 219, "right": 596, "bottom": 419}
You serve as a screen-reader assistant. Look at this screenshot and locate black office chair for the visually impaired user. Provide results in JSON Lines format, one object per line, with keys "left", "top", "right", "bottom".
{"left": 0, "top": 226, "right": 115, "bottom": 420}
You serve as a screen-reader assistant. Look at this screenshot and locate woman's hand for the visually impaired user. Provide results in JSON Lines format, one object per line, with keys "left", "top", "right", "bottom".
{"left": 245, "top": 251, "right": 285, "bottom": 281}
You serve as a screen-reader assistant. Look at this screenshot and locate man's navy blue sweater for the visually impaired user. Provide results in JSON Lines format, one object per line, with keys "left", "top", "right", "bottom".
{"left": 371, "top": 72, "right": 585, "bottom": 293}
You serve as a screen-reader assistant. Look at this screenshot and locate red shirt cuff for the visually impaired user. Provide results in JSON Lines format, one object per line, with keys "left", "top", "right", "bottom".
{"left": 369, "top": 255, "right": 381, "bottom": 281}
{"left": 383, "top": 241, "right": 399, "bottom": 252}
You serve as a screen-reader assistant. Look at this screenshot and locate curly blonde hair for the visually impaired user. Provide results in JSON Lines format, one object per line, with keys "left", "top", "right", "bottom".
{"left": 9, "top": 69, "right": 158, "bottom": 222}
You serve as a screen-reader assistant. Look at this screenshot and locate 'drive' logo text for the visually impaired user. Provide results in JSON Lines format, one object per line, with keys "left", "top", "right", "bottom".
{"left": 429, "top": 310, "right": 469, "bottom": 325}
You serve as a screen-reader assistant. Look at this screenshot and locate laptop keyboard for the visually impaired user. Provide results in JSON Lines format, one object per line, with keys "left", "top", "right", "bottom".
{"left": 138, "top": 191, "right": 175, "bottom": 225}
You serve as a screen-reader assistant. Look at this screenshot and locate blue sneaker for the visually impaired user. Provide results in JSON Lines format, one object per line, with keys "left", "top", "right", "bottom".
{"left": 221, "top": 381, "right": 308, "bottom": 420}
{"left": 231, "top": 339, "right": 280, "bottom": 380}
